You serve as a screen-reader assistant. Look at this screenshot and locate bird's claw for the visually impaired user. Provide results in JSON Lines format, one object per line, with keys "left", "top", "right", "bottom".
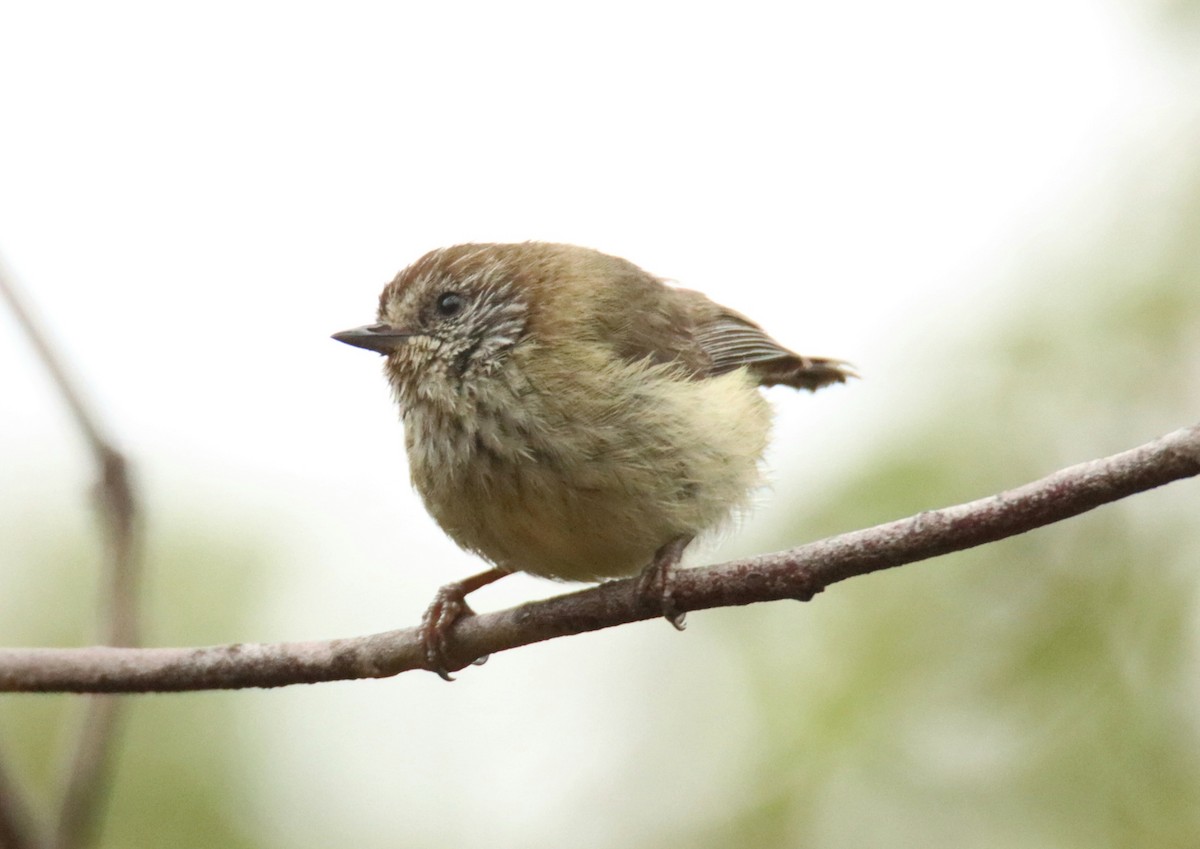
{"left": 638, "top": 536, "right": 692, "bottom": 630}
{"left": 420, "top": 586, "right": 476, "bottom": 681}
{"left": 419, "top": 569, "right": 507, "bottom": 680}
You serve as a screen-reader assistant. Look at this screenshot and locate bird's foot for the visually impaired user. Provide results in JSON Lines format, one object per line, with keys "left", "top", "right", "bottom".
{"left": 420, "top": 568, "right": 508, "bottom": 681}
{"left": 638, "top": 536, "right": 693, "bottom": 630}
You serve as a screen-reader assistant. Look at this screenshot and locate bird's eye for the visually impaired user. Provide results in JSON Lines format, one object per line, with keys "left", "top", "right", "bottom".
{"left": 435, "top": 292, "right": 465, "bottom": 317}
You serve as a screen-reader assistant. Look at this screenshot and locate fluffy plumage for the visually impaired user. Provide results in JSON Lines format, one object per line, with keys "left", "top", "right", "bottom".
{"left": 340, "top": 242, "right": 852, "bottom": 583}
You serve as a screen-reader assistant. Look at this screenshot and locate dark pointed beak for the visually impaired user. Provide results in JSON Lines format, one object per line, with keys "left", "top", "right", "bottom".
{"left": 331, "top": 323, "right": 413, "bottom": 354}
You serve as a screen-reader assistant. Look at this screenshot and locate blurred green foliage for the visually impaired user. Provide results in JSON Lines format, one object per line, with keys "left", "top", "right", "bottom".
{"left": 699, "top": 157, "right": 1200, "bottom": 848}
{"left": 0, "top": 525, "right": 269, "bottom": 849}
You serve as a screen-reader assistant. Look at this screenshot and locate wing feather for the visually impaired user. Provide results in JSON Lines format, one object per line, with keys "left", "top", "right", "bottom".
{"left": 552, "top": 247, "right": 856, "bottom": 392}
{"left": 679, "top": 291, "right": 856, "bottom": 390}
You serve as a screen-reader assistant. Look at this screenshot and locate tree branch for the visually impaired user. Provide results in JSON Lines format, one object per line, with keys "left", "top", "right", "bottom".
{"left": 0, "top": 422, "right": 1196, "bottom": 694}
{"left": 0, "top": 259, "right": 143, "bottom": 849}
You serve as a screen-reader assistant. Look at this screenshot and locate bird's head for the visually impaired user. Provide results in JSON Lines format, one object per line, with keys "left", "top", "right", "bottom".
{"left": 334, "top": 244, "right": 534, "bottom": 403}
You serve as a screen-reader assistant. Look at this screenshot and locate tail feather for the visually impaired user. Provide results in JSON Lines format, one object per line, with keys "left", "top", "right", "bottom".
{"left": 753, "top": 355, "right": 858, "bottom": 391}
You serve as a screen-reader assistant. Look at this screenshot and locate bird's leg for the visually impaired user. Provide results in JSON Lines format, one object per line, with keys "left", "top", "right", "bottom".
{"left": 638, "top": 536, "right": 693, "bottom": 630}
{"left": 421, "top": 567, "right": 509, "bottom": 681}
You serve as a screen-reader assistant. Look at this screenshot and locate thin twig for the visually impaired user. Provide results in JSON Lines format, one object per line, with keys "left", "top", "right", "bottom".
{"left": 0, "top": 260, "right": 142, "bottom": 849}
{"left": 0, "top": 422, "right": 1194, "bottom": 694}
{"left": 50, "top": 449, "right": 138, "bottom": 849}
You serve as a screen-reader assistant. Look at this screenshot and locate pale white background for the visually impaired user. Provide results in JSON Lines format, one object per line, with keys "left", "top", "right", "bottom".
{"left": 0, "top": 1, "right": 1189, "bottom": 847}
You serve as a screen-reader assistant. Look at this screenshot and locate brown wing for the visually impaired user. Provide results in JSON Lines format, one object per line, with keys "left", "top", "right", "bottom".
{"left": 572, "top": 254, "right": 713, "bottom": 376}
{"left": 673, "top": 288, "right": 855, "bottom": 390}
{"left": 541, "top": 244, "right": 855, "bottom": 390}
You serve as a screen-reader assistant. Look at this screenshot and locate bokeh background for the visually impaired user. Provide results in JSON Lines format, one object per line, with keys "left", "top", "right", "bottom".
{"left": 2, "top": 1, "right": 1199, "bottom": 847}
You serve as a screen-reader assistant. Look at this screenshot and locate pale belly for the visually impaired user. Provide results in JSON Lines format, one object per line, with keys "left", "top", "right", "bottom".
{"left": 406, "top": 367, "right": 772, "bottom": 582}
{"left": 432, "top": 473, "right": 685, "bottom": 580}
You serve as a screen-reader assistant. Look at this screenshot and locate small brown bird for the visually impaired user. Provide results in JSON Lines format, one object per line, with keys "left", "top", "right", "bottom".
{"left": 334, "top": 242, "right": 852, "bottom": 678}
